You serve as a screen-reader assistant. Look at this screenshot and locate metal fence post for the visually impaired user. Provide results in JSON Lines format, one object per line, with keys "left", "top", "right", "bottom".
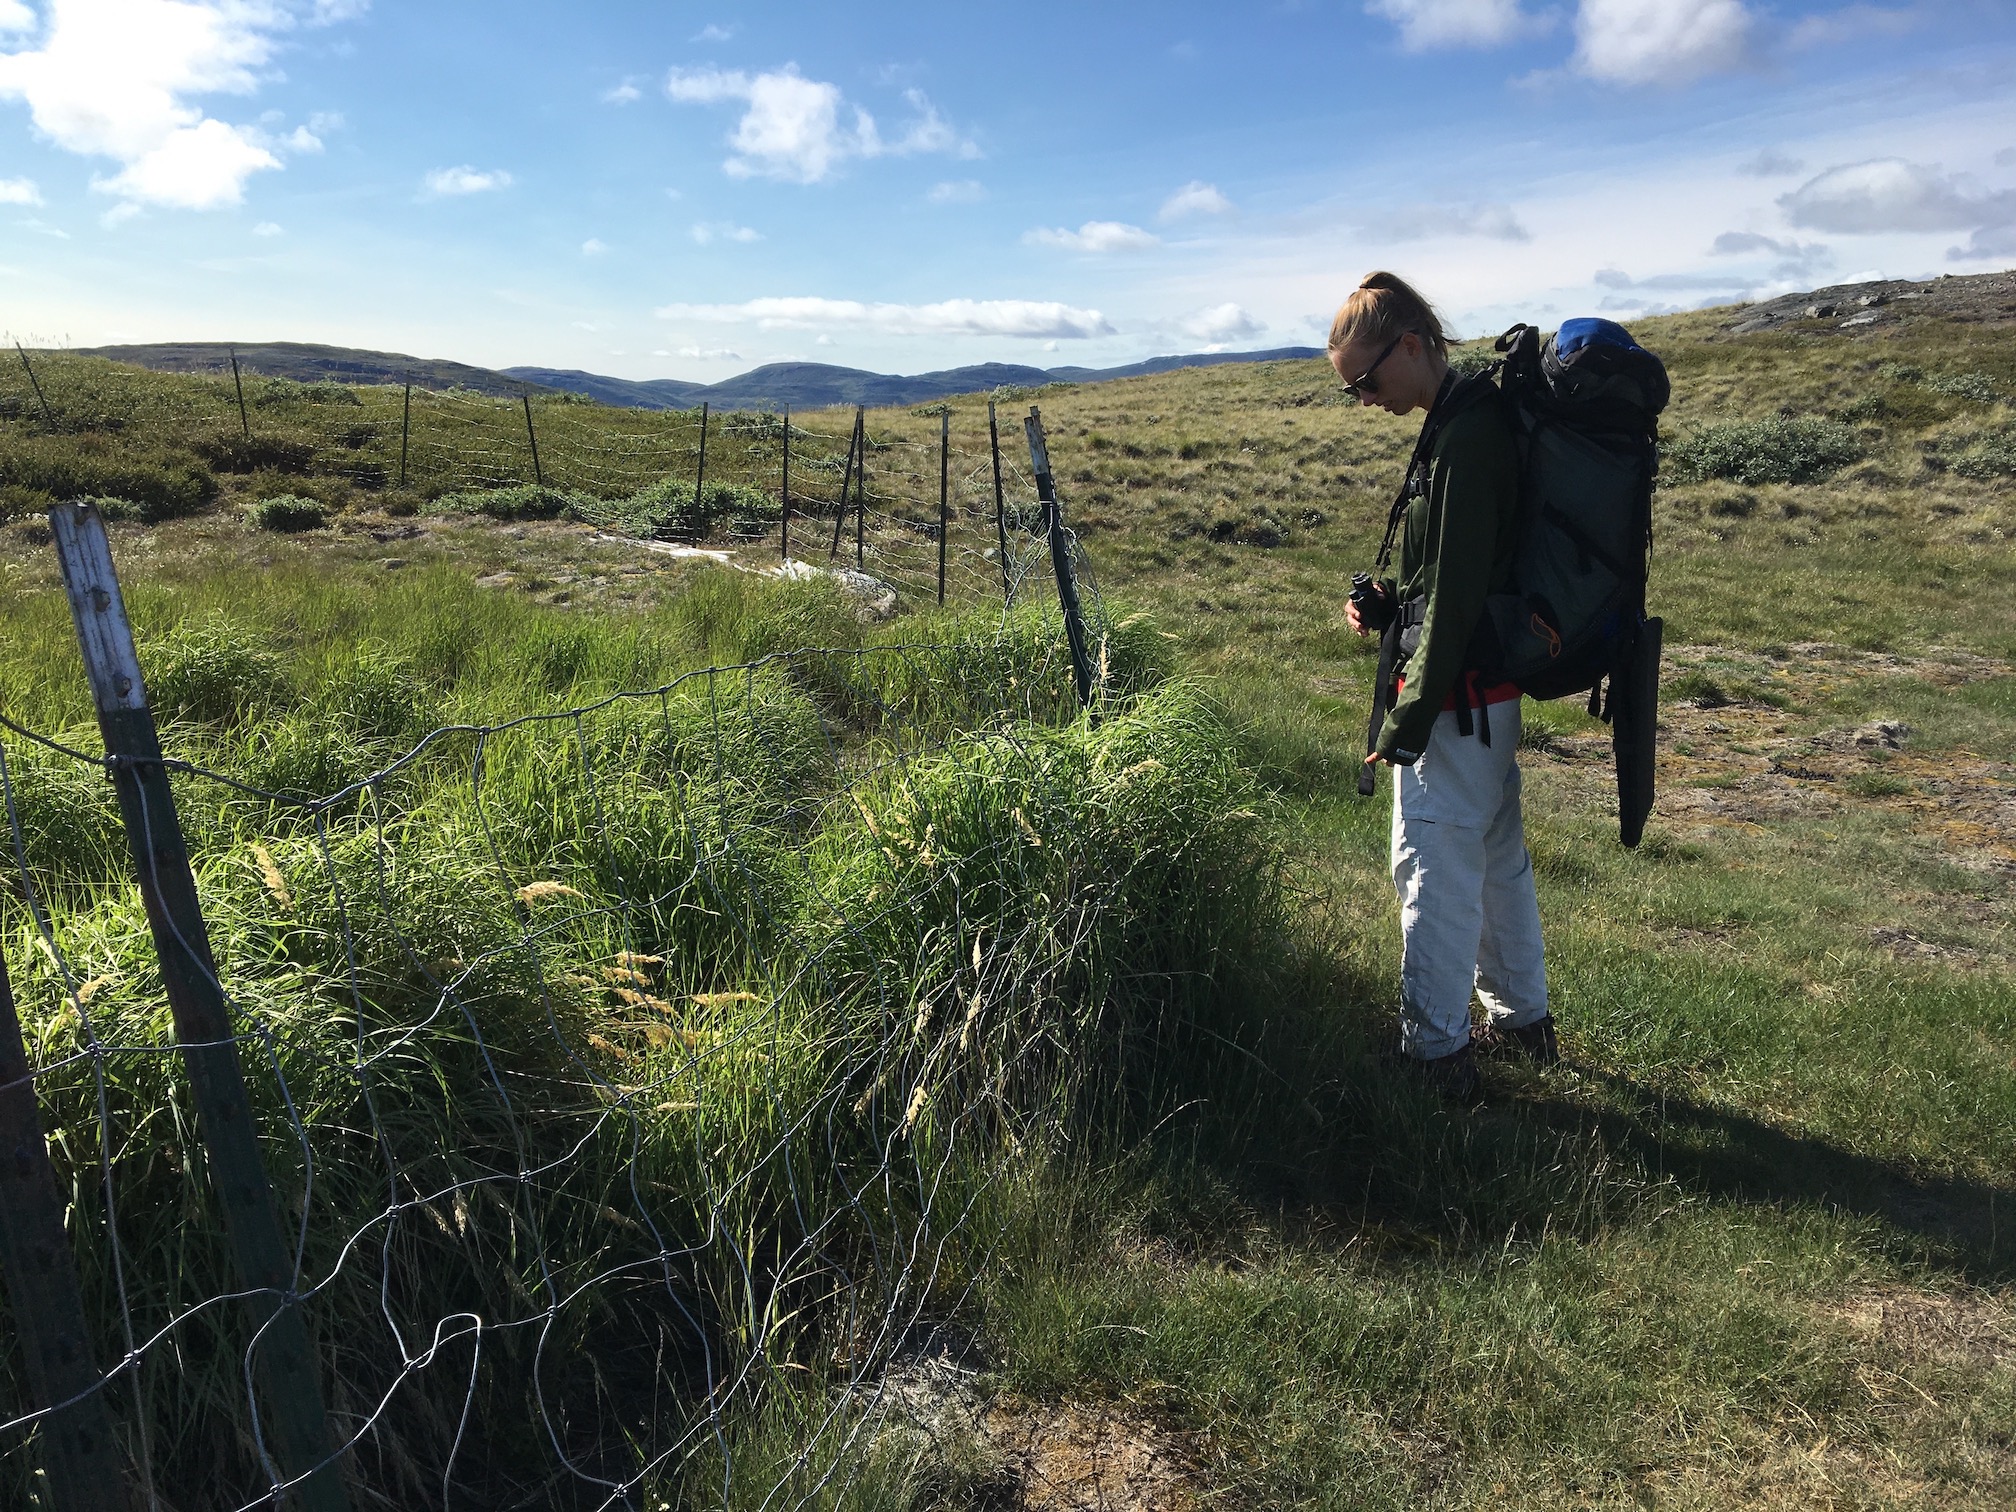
{"left": 780, "top": 409, "right": 791, "bottom": 562}
{"left": 229, "top": 348, "right": 250, "bottom": 441}
{"left": 853, "top": 407, "right": 866, "bottom": 570}
{"left": 937, "top": 408, "right": 949, "bottom": 606}
{"left": 692, "top": 401, "right": 711, "bottom": 526}
{"left": 0, "top": 944, "right": 137, "bottom": 1512}
{"left": 14, "top": 341, "right": 54, "bottom": 427}
{"left": 398, "top": 381, "right": 412, "bottom": 490}
{"left": 829, "top": 410, "right": 860, "bottom": 560}
{"left": 1022, "top": 408, "right": 1094, "bottom": 709}
{"left": 522, "top": 393, "right": 544, "bottom": 487}
{"left": 988, "top": 399, "right": 1011, "bottom": 606}
{"left": 49, "top": 502, "right": 350, "bottom": 1512}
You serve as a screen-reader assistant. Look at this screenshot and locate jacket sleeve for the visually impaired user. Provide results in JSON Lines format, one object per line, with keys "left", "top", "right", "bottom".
{"left": 1376, "top": 407, "right": 1519, "bottom": 759}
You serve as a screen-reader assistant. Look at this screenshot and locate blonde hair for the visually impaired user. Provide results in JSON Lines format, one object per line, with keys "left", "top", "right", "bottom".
{"left": 1327, "top": 271, "right": 1451, "bottom": 360}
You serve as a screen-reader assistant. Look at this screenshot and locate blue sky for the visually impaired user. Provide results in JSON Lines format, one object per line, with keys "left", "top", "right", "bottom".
{"left": 3, "top": 1, "right": 2015, "bottom": 380}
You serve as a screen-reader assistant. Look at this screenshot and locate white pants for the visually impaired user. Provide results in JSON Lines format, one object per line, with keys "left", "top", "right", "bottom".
{"left": 1390, "top": 701, "right": 1549, "bottom": 1061}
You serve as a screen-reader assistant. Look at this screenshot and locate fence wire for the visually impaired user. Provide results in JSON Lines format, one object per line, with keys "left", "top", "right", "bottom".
{"left": 0, "top": 465, "right": 1160, "bottom": 1509}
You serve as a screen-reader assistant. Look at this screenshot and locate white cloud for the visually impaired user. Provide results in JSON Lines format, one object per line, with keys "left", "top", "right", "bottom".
{"left": 1179, "top": 303, "right": 1264, "bottom": 343}
{"left": 284, "top": 123, "right": 321, "bottom": 152}
{"left": 689, "top": 220, "right": 761, "bottom": 245}
{"left": 1159, "top": 180, "right": 1233, "bottom": 222}
{"left": 1024, "top": 220, "right": 1159, "bottom": 253}
{"left": 100, "top": 199, "right": 140, "bottom": 226}
{"left": 310, "top": 0, "right": 368, "bottom": 21}
{"left": 677, "top": 345, "right": 741, "bottom": 360}
{"left": 1737, "top": 148, "right": 1804, "bottom": 177}
{"left": 654, "top": 296, "right": 1115, "bottom": 341}
{"left": 581, "top": 236, "right": 608, "bottom": 255}
{"left": 665, "top": 64, "right": 973, "bottom": 183}
{"left": 1367, "top": 0, "right": 1540, "bottom": 50}
{"left": 602, "top": 81, "right": 641, "bottom": 105}
{"left": 0, "top": 175, "right": 39, "bottom": 204}
{"left": 927, "top": 178, "right": 984, "bottom": 204}
{"left": 692, "top": 23, "right": 735, "bottom": 43}
{"left": 1779, "top": 158, "right": 2007, "bottom": 234}
{"left": 423, "top": 164, "right": 513, "bottom": 196}
{"left": 1707, "top": 230, "right": 1832, "bottom": 278}
{"left": 1375, "top": 202, "right": 1531, "bottom": 241}
{"left": 0, "top": 0, "right": 362, "bottom": 210}
{"left": 1572, "top": 0, "right": 1754, "bottom": 86}
{"left": 252, "top": 219, "right": 280, "bottom": 235}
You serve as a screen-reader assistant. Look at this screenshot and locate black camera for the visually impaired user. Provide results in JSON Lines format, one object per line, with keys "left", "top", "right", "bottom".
{"left": 1349, "top": 572, "right": 1395, "bottom": 633}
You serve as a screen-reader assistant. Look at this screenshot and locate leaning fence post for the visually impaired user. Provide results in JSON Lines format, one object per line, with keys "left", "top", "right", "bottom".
{"left": 398, "top": 380, "right": 412, "bottom": 490}
{"left": 1023, "top": 408, "right": 1094, "bottom": 709}
{"left": 829, "top": 410, "right": 860, "bottom": 560}
{"left": 229, "top": 348, "right": 250, "bottom": 441}
{"left": 937, "top": 408, "right": 950, "bottom": 606}
{"left": 0, "top": 943, "right": 138, "bottom": 1512}
{"left": 14, "top": 341, "right": 54, "bottom": 427}
{"left": 988, "top": 399, "right": 1011, "bottom": 606}
{"left": 779, "top": 409, "right": 791, "bottom": 562}
{"left": 49, "top": 502, "right": 350, "bottom": 1512}
{"left": 521, "top": 393, "right": 544, "bottom": 487}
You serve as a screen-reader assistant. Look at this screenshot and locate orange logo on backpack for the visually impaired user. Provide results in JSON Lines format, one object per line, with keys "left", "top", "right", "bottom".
{"left": 1531, "top": 613, "right": 1562, "bottom": 658}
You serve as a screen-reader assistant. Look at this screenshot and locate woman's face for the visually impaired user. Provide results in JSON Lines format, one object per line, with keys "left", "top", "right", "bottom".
{"left": 1329, "top": 331, "right": 1438, "bottom": 416}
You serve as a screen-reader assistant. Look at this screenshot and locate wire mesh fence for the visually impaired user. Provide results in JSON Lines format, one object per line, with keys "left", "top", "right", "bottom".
{"left": 0, "top": 428, "right": 1222, "bottom": 1509}
{"left": 0, "top": 350, "right": 1088, "bottom": 621}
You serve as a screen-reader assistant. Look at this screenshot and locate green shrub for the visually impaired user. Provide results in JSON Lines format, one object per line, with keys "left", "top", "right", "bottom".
{"left": 244, "top": 493, "right": 328, "bottom": 532}
{"left": 253, "top": 377, "right": 361, "bottom": 407}
{"left": 1926, "top": 371, "right": 2000, "bottom": 404}
{"left": 1927, "top": 423, "right": 2016, "bottom": 479}
{"left": 426, "top": 483, "right": 590, "bottom": 520}
{"left": 0, "top": 482, "right": 47, "bottom": 521}
{"left": 1663, "top": 417, "right": 1864, "bottom": 485}
{"left": 191, "top": 428, "right": 318, "bottom": 474}
{"left": 146, "top": 613, "right": 285, "bottom": 724}
{"left": 0, "top": 434, "right": 216, "bottom": 520}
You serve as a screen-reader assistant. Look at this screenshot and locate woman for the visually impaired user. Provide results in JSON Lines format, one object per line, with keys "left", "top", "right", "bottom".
{"left": 1330, "top": 271, "right": 1556, "bottom": 1103}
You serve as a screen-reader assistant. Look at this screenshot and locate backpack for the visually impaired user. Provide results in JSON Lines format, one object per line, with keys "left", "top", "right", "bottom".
{"left": 1362, "top": 318, "right": 1670, "bottom": 845}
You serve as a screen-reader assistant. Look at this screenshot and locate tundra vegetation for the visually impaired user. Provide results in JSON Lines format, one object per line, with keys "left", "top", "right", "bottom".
{"left": 0, "top": 296, "right": 2013, "bottom": 1509}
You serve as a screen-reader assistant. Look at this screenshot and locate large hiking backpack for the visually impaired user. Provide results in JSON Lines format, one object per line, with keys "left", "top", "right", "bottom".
{"left": 1472, "top": 318, "right": 1669, "bottom": 706}
{"left": 1362, "top": 318, "right": 1670, "bottom": 845}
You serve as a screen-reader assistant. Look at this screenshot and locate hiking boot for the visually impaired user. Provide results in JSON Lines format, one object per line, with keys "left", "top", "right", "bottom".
{"left": 1404, "top": 1042, "right": 1483, "bottom": 1105}
{"left": 1475, "top": 1014, "right": 1560, "bottom": 1066}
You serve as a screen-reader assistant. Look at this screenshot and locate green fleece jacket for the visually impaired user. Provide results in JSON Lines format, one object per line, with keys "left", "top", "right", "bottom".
{"left": 1375, "top": 384, "right": 1522, "bottom": 759}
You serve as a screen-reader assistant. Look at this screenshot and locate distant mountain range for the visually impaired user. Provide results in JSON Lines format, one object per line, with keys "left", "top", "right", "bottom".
{"left": 77, "top": 340, "right": 1323, "bottom": 411}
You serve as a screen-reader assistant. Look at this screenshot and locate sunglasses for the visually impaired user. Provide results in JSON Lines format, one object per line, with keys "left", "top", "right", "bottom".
{"left": 1343, "top": 332, "right": 1407, "bottom": 399}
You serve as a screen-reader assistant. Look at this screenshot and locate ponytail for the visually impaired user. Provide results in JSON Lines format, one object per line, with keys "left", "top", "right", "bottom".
{"left": 1327, "top": 271, "right": 1451, "bottom": 360}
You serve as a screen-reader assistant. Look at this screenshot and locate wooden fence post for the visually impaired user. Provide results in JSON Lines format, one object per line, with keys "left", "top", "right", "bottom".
{"left": 988, "top": 399, "right": 1011, "bottom": 606}
{"left": 49, "top": 503, "right": 350, "bottom": 1512}
{"left": 829, "top": 410, "right": 860, "bottom": 560}
{"left": 0, "top": 944, "right": 138, "bottom": 1512}
{"left": 521, "top": 393, "right": 544, "bottom": 487}
{"left": 692, "top": 401, "right": 711, "bottom": 526}
{"left": 1023, "top": 408, "right": 1094, "bottom": 708}
{"left": 853, "top": 407, "right": 866, "bottom": 570}
{"left": 937, "top": 408, "right": 949, "bottom": 606}
{"left": 780, "top": 409, "right": 791, "bottom": 562}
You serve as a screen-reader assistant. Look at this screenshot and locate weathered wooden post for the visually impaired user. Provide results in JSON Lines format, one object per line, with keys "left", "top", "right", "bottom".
{"left": 398, "top": 380, "right": 412, "bottom": 490}
{"left": 780, "top": 409, "right": 791, "bottom": 562}
{"left": 829, "top": 410, "right": 860, "bottom": 560}
{"left": 692, "top": 401, "right": 710, "bottom": 526}
{"left": 49, "top": 503, "right": 350, "bottom": 1512}
{"left": 14, "top": 341, "right": 54, "bottom": 426}
{"left": 0, "top": 942, "right": 137, "bottom": 1512}
{"left": 853, "top": 406, "right": 867, "bottom": 570}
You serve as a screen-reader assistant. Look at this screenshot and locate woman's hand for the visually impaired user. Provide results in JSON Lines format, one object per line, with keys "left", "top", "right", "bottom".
{"left": 1347, "top": 598, "right": 1372, "bottom": 636}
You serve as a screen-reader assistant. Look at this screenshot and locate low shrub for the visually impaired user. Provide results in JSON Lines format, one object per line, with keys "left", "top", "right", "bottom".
{"left": 426, "top": 483, "right": 591, "bottom": 520}
{"left": 245, "top": 493, "right": 328, "bottom": 532}
{"left": 253, "top": 377, "right": 361, "bottom": 407}
{"left": 1926, "top": 371, "right": 2001, "bottom": 404}
{"left": 191, "top": 428, "right": 318, "bottom": 474}
{"left": 1663, "top": 417, "right": 1864, "bottom": 485}
{"left": 0, "top": 433, "right": 217, "bottom": 520}
{"left": 1926, "top": 423, "right": 2016, "bottom": 479}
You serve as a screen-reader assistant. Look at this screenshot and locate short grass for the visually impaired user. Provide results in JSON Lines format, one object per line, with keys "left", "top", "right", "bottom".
{"left": 2, "top": 298, "right": 2013, "bottom": 1508}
